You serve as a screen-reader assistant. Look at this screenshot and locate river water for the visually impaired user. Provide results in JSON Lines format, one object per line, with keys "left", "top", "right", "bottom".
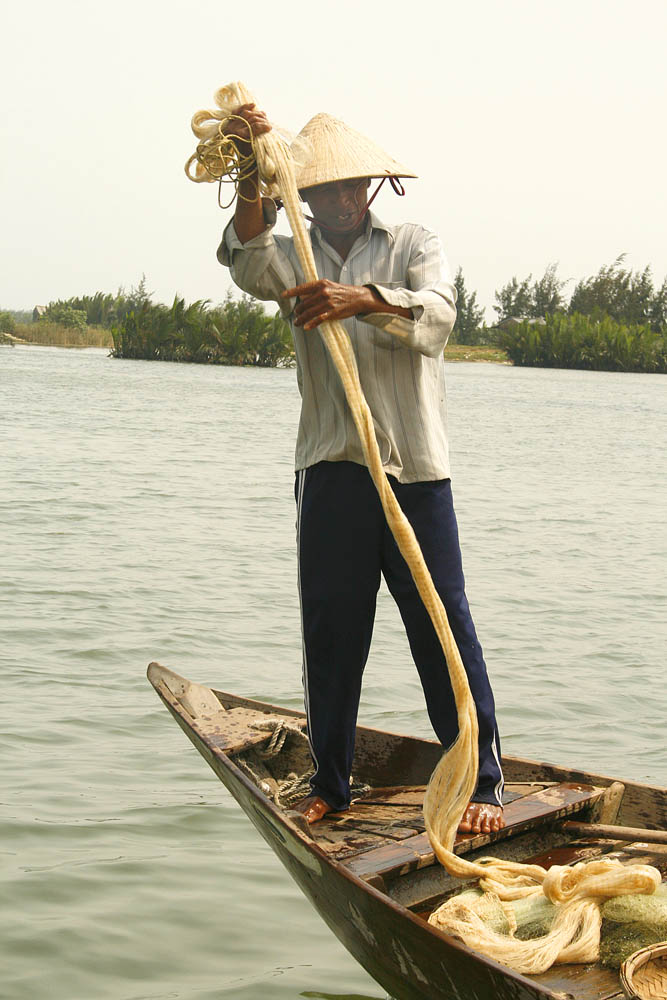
{"left": 2, "top": 345, "right": 665, "bottom": 1000}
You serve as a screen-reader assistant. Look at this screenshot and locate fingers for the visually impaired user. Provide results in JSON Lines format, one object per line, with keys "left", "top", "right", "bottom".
{"left": 282, "top": 281, "right": 368, "bottom": 330}
{"left": 226, "top": 104, "right": 272, "bottom": 144}
{"left": 298, "top": 306, "right": 332, "bottom": 331}
{"left": 293, "top": 284, "right": 340, "bottom": 330}
{"left": 294, "top": 295, "right": 330, "bottom": 329}
{"left": 282, "top": 281, "right": 325, "bottom": 298}
{"left": 283, "top": 282, "right": 329, "bottom": 329}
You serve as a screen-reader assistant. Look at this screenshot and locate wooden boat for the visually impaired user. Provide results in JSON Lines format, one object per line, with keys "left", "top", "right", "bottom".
{"left": 147, "top": 662, "right": 667, "bottom": 1000}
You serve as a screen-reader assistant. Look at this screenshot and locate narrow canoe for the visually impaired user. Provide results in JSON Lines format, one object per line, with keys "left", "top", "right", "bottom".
{"left": 147, "top": 662, "right": 667, "bottom": 1000}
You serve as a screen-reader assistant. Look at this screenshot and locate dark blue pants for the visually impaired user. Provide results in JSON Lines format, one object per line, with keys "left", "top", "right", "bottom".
{"left": 295, "top": 461, "right": 504, "bottom": 812}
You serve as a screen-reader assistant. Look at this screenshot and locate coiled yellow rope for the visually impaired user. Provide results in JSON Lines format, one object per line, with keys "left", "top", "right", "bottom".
{"left": 187, "top": 81, "right": 661, "bottom": 975}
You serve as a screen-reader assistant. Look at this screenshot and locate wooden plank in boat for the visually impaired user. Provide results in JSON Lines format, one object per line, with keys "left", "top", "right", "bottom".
{"left": 203, "top": 707, "right": 305, "bottom": 756}
{"left": 520, "top": 839, "right": 619, "bottom": 871}
{"left": 354, "top": 782, "right": 554, "bottom": 809}
{"left": 352, "top": 785, "right": 428, "bottom": 807}
{"left": 606, "top": 846, "right": 667, "bottom": 877}
{"left": 344, "top": 782, "right": 605, "bottom": 882}
{"left": 528, "top": 837, "right": 667, "bottom": 878}
{"left": 502, "top": 754, "right": 667, "bottom": 832}
{"left": 324, "top": 801, "right": 425, "bottom": 834}
{"left": 328, "top": 814, "right": 423, "bottom": 838}
{"left": 532, "top": 961, "right": 624, "bottom": 1000}
{"left": 316, "top": 824, "right": 423, "bottom": 854}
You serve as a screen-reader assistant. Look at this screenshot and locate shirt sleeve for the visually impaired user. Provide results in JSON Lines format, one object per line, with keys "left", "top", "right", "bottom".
{"left": 216, "top": 199, "right": 298, "bottom": 318}
{"left": 363, "top": 228, "right": 457, "bottom": 358}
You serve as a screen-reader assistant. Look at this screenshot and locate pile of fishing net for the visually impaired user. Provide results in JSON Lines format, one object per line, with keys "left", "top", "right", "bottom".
{"left": 429, "top": 872, "right": 667, "bottom": 972}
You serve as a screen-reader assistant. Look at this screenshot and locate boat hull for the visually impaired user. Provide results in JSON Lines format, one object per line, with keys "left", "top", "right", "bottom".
{"left": 156, "top": 675, "right": 554, "bottom": 1000}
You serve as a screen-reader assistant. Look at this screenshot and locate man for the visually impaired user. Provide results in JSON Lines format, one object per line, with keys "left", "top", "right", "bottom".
{"left": 217, "top": 104, "right": 505, "bottom": 834}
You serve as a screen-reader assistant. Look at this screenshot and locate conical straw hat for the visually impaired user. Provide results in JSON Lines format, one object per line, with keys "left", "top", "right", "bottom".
{"left": 292, "top": 113, "right": 417, "bottom": 190}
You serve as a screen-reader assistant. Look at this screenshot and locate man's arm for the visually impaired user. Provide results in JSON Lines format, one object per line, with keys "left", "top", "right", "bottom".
{"left": 217, "top": 105, "right": 298, "bottom": 313}
{"left": 282, "top": 280, "right": 412, "bottom": 330}
{"left": 223, "top": 103, "right": 271, "bottom": 244}
{"left": 281, "top": 226, "right": 457, "bottom": 358}
{"left": 362, "top": 229, "right": 457, "bottom": 357}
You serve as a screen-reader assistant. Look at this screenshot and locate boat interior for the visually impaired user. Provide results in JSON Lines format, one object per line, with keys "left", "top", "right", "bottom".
{"left": 149, "top": 664, "right": 667, "bottom": 1000}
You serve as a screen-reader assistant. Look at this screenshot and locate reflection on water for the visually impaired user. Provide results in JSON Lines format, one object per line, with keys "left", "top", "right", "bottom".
{"left": 2, "top": 346, "right": 665, "bottom": 1000}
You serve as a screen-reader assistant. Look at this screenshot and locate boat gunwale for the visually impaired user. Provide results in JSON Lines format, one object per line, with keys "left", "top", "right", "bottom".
{"left": 204, "top": 683, "right": 667, "bottom": 816}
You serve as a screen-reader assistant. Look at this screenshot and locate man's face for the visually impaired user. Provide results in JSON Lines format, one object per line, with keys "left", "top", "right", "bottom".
{"left": 302, "top": 178, "right": 371, "bottom": 233}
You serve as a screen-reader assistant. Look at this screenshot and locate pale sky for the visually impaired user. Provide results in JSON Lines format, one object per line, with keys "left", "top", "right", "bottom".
{"left": 2, "top": 0, "right": 666, "bottom": 321}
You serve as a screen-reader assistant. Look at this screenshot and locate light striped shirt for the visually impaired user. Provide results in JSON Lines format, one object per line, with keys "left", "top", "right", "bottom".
{"left": 218, "top": 203, "right": 457, "bottom": 484}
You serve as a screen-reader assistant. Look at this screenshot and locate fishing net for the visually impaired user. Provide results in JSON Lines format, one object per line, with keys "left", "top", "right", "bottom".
{"left": 601, "top": 882, "right": 667, "bottom": 967}
{"left": 186, "top": 81, "right": 663, "bottom": 976}
{"left": 438, "top": 883, "right": 667, "bottom": 970}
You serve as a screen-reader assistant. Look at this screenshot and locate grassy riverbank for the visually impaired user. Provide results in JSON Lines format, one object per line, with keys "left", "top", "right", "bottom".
{"left": 2, "top": 323, "right": 509, "bottom": 366}
{"left": 10, "top": 323, "right": 510, "bottom": 364}
{"left": 445, "top": 344, "right": 509, "bottom": 363}
{"left": 12, "top": 323, "right": 113, "bottom": 349}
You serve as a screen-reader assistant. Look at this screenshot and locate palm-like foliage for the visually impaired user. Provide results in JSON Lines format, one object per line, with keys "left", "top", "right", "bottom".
{"left": 497, "top": 312, "right": 666, "bottom": 373}
{"left": 111, "top": 294, "right": 294, "bottom": 367}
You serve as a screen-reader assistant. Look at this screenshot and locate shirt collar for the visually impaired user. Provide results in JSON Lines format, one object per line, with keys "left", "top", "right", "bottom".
{"left": 367, "top": 211, "right": 396, "bottom": 242}
{"left": 310, "top": 210, "right": 396, "bottom": 257}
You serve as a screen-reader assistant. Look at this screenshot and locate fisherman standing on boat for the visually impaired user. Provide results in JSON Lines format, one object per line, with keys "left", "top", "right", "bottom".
{"left": 217, "top": 104, "right": 505, "bottom": 834}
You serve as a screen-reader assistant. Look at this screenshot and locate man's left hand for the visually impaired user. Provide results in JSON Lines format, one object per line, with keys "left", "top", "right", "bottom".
{"left": 282, "top": 280, "right": 376, "bottom": 330}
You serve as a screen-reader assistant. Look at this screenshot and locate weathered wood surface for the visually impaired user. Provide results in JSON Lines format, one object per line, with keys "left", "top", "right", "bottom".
{"left": 311, "top": 783, "right": 557, "bottom": 859}
{"left": 562, "top": 820, "right": 667, "bottom": 845}
{"left": 208, "top": 684, "right": 667, "bottom": 830}
{"left": 532, "top": 961, "right": 624, "bottom": 1000}
{"left": 344, "top": 783, "right": 605, "bottom": 881}
{"left": 354, "top": 782, "right": 552, "bottom": 808}
{"left": 202, "top": 681, "right": 667, "bottom": 831}
{"left": 388, "top": 829, "right": 607, "bottom": 910}
{"left": 501, "top": 754, "right": 667, "bottom": 833}
{"left": 607, "top": 845, "right": 667, "bottom": 877}
{"left": 148, "top": 664, "right": 308, "bottom": 755}
{"left": 202, "top": 707, "right": 292, "bottom": 755}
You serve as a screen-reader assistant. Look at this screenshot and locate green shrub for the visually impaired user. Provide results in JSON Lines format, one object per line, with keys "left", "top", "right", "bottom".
{"left": 0, "top": 310, "right": 17, "bottom": 333}
{"left": 497, "top": 312, "right": 666, "bottom": 373}
{"left": 111, "top": 294, "right": 294, "bottom": 368}
{"left": 41, "top": 303, "right": 88, "bottom": 331}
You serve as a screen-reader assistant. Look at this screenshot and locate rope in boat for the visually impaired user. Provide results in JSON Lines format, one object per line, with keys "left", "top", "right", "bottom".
{"left": 186, "top": 82, "right": 661, "bottom": 975}
{"left": 238, "top": 718, "right": 370, "bottom": 808}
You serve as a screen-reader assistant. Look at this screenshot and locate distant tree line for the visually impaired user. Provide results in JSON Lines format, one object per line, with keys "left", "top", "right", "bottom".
{"left": 4, "top": 257, "right": 665, "bottom": 372}
{"left": 35, "top": 276, "right": 156, "bottom": 332}
{"left": 0, "top": 278, "right": 155, "bottom": 336}
{"left": 0, "top": 277, "right": 294, "bottom": 367}
{"left": 453, "top": 256, "right": 666, "bottom": 372}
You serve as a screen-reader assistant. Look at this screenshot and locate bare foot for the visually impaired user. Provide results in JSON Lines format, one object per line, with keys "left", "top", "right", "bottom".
{"left": 458, "top": 801, "right": 505, "bottom": 834}
{"left": 292, "top": 795, "right": 334, "bottom": 824}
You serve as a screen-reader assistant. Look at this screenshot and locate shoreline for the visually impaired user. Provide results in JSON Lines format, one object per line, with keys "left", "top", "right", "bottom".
{"left": 6, "top": 337, "right": 511, "bottom": 364}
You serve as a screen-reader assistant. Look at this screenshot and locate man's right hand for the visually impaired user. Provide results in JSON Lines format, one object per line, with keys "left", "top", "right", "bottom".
{"left": 223, "top": 103, "right": 272, "bottom": 157}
